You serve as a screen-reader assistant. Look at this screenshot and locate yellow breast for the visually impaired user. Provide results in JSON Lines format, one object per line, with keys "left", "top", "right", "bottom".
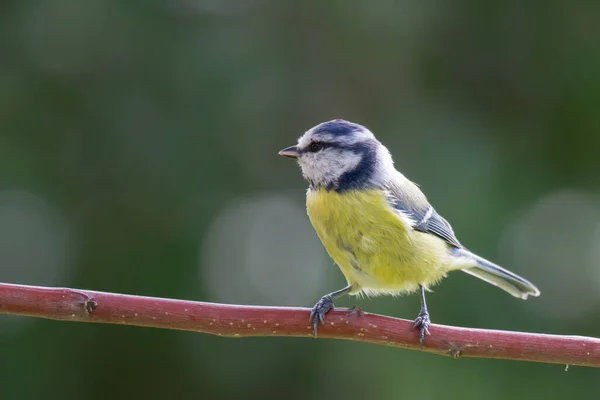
{"left": 306, "top": 188, "right": 452, "bottom": 295}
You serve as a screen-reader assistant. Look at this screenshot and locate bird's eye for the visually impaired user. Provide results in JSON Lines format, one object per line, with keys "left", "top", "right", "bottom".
{"left": 308, "top": 142, "right": 323, "bottom": 152}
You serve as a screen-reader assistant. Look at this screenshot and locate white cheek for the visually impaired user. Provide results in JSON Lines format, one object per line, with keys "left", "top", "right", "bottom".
{"left": 299, "top": 154, "right": 319, "bottom": 181}
{"left": 299, "top": 150, "right": 362, "bottom": 185}
{"left": 326, "top": 151, "right": 362, "bottom": 176}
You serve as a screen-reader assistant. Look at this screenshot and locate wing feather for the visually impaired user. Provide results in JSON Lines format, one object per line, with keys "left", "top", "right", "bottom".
{"left": 385, "top": 186, "right": 462, "bottom": 248}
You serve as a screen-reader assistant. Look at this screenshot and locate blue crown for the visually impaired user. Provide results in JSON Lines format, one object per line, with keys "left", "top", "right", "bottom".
{"left": 312, "top": 119, "right": 364, "bottom": 136}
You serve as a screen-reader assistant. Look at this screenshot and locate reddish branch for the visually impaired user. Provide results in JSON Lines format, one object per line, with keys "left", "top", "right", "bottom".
{"left": 1, "top": 282, "right": 599, "bottom": 367}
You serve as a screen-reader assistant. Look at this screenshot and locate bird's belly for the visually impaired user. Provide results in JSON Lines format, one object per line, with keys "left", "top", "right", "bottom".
{"left": 306, "top": 189, "right": 449, "bottom": 295}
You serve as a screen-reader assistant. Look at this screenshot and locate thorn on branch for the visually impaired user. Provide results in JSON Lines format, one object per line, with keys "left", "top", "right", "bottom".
{"left": 348, "top": 305, "right": 364, "bottom": 317}
{"left": 71, "top": 290, "right": 97, "bottom": 316}
{"left": 450, "top": 347, "right": 462, "bottom": 359}
{"left": 85, "top": 298, "right": 98, "bottom": 315}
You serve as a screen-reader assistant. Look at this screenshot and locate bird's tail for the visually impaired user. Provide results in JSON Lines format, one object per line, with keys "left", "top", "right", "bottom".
{"left": 454, "top": 248, "right": 540, "bottom": 300}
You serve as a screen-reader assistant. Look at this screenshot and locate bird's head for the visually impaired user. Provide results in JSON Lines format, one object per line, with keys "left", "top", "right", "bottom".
{"left": 279, "top": 119, "right": 393, "bottom": 191}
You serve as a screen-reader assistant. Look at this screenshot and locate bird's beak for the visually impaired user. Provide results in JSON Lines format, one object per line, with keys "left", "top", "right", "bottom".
{"left": 278, "top": 145, "right": 299, "bottom": 159}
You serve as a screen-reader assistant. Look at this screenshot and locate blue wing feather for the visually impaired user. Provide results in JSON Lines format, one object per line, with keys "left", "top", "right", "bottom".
{"left": 386, "top": 192, "right": 462, "bottom": 248}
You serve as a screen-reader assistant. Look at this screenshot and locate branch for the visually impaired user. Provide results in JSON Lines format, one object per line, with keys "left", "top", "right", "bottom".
{"left": 1, "top": 283, "right": 598, "bottom": 367}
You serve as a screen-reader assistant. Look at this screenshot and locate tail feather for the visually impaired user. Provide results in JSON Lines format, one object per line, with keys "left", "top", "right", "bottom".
{"left": 455, "top": 248, "right": 540, "bottom": 300}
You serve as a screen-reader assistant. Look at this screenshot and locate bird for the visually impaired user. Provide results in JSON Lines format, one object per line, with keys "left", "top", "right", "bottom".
{"left": 278, "top": 119, "right": 540, "bottom": 345}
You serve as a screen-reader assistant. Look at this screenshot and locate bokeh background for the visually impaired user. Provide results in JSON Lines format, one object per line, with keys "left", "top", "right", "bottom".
{"left": 1, "top": 0, "right": 600, "bottom": 398}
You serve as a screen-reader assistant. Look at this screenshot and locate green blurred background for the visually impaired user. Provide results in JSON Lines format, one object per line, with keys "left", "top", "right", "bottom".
{"left": 1, "top": 0, "right": 599, "bottom": 398}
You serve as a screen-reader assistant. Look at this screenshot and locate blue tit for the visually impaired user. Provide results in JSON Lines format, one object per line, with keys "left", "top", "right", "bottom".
{"left": 279, "top": 119, "right": 540, "bottom": 345}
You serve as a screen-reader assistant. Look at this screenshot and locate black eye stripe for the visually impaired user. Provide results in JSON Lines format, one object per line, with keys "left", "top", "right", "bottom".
{"left": 304, "top": 141, "right": 333, "bottom": 153}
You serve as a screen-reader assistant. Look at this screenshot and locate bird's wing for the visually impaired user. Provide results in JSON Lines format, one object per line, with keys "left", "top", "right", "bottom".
{"left": 385, "top": 188, "right": 462, "bottom": 248}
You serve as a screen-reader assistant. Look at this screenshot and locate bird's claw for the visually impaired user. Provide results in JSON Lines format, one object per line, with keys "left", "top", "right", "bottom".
{"left": 413, "top": 311, "right": 431, "bottom": 347}
{"left": 309, "top": 295, "right": 334, "bottom": 337}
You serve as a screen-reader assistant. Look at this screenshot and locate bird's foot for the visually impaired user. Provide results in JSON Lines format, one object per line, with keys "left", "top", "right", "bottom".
{"left": 413, "top": 311, "right": 431, "bottom": 347}
{"left": 309, "top": 295, "right": 335, "bottom": 337}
